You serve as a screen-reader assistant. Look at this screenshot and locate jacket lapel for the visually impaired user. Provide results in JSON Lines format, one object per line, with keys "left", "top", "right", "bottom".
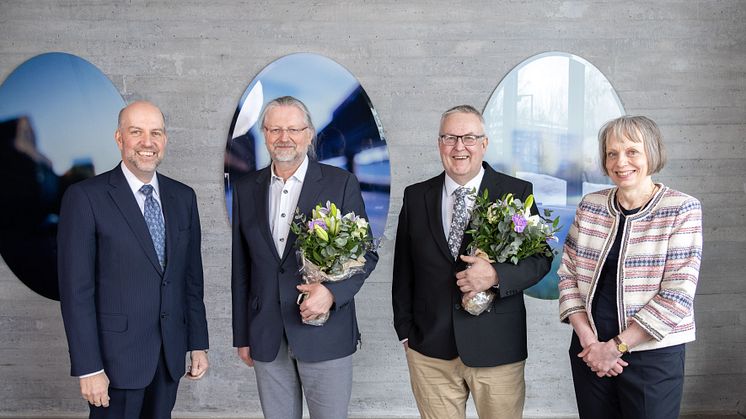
{"left": 281, "top": 161, "right": 323, "bottom": 263}
{"left": 253, "top": 167, "right": 281, "bottom": 262}
{"left": 108, "top": 164, "right": 163, "bottom": 275}
{"left": 159, "top": 174, "right": 178, "bottom": 275}
{"left": 425, "top": 173, "right": 454, "bottom": 261}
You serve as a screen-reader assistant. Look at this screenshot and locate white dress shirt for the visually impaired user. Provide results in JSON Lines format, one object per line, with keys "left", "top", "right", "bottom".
{"left": 269, "top": 155, "right": 309, "bottom": 255}
{"left": 120, "top": 162, "right": 163, "bottom": 218}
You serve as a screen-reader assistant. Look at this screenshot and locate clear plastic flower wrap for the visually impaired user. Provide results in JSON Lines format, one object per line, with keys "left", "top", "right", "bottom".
{"left": 461, "top": 248, "right": 496, "bottom": 316}
{"left": 290, "top": 201, "right": 376, "bottom": 326}
{"left": 295, "top": 251, "right": 366, "bottom": 326}
{"left": 462, "top": 289, "right": 496, "bottom": 316}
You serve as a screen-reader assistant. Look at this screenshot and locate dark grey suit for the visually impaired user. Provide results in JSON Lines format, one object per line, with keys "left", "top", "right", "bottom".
{"left": 231, "top": 160, "right": 378, "bottom": 418}
{"left": 231, "top": 160, "right": 378, "bottom": 362}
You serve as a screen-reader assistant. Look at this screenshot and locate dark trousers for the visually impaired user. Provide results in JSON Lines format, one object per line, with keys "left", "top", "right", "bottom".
{"left": 89, "top": 349, "right": 179, "bottom": 419}
{"left": 569, "top": 333, "right": 685, "bottom": 419}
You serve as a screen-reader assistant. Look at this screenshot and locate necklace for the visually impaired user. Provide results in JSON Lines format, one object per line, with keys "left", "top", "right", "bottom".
{"left": 618, "top": 184, "right": 658, "bottom": 211}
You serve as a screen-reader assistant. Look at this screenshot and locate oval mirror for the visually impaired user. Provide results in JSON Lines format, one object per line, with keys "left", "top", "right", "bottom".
{"left": 483, "top": 51, "right": 625, "bottom": 299}
{"left": 224, "top": 53, "right": 390, "bottom": 237}
{"left": 0, "top": 52, "right": 125, "bottom": 300}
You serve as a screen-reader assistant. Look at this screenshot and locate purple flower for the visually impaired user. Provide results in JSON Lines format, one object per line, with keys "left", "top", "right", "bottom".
{"left": 317, "top": 203, "right": 331, "bottom": 216}
{"left": 512, "top": 213, "right": 527, "bottom": 233}
{"left": 308, "top": 219, "right": 327, "bottom": 231}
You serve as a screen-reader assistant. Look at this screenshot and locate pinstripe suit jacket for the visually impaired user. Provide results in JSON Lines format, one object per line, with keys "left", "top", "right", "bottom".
{"left": 58, "top": 163, "right": 208, "bottom": 389}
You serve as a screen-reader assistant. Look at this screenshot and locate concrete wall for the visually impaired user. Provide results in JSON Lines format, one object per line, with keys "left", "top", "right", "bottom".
{"left": 1, "top": 1, "right": 744, "bottom": 417}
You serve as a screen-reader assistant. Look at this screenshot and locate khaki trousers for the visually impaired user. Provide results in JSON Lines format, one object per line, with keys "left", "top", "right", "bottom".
{"left": 406, "top": 348, "right": 525, "bottom": 419}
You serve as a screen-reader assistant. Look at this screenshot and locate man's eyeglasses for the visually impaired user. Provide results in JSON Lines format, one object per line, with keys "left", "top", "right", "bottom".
{"left": 264, "top": 126, "right": 309, "bottom": 137}
{"left": 438, "top": 134, "right": 485, "bottom": 146}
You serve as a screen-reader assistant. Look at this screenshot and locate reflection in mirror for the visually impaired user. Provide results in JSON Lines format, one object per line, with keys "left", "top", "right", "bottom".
{"left": 0, "top": 53, "right": 124, "bottom": 300}
{"left": 483, "top": 51, "right": 624, "bottom": 299}
{"left": 224, "top": 53, "right": 390, "bottom": 237}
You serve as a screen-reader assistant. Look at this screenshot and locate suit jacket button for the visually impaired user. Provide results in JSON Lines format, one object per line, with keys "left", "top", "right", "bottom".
{"left": 455, "top": 304, "right": 461, "bottom": 310}
{"left": 279, "top": 268, "right": 285, "bottom": 274}
{"left": 161, "top": 312, "right": 168, "bottom": 319}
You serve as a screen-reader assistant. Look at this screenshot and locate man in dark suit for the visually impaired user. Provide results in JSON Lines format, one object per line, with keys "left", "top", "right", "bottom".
{"left": 392, "top": 105, "right": 552, "bottom": 419}
{"left": 232, "top": 96, "right": 377, "bottom": 419}
{"left": 58, "top": 101, "right": 209, "bottom": 418}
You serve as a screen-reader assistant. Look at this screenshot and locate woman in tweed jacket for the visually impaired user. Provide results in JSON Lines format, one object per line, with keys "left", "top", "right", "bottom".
{"left": 558, "top": 116, "right": 703, "bottom": 419}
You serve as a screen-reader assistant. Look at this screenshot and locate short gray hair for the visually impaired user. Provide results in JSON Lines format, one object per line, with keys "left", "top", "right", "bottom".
{"left": 441, "top": 104, "right": 484, "bottom": 122}
{"left": 439, "top": 105, "right": 485, "bottom": 132}
{"left": 260, "top": 96, "right": 316, "bottom": 159}
{"left": 598, "top": 115, "right": 667, "bottom": 176}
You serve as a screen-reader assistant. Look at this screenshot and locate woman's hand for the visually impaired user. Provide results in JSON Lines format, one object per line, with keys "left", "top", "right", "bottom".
{"left": 568, "top": 312, "right": 598, "bottom": 349}
{"left": 577, "top": 331, "right": 599, "bottom": 349}
{"left": 604, "top": 358, "right": 628, "bottom": 377}
{"left": 579, "top": 340, "right": 629, "bottom": 377}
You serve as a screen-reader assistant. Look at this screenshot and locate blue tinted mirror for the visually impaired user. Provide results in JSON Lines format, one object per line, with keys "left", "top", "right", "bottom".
{"left": 224, "top": 53, "right": 390, "bottom": 237}
{"left": 483, "top": 52, "right": 625, "bottom": 299}
{"left": 0, "top": 53, "right": 124, "bottom": 300}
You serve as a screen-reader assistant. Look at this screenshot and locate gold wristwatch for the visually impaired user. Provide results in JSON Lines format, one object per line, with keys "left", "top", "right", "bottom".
{"left": 613, "top": 335, "right": 629, "bottom": 354}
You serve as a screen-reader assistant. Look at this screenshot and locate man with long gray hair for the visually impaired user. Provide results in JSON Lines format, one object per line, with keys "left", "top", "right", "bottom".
{"left": 231, "top": 96, "right": 378, "bottom": 419}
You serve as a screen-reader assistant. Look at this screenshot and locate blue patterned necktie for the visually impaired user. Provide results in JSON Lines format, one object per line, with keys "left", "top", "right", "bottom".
{"left": 447, "top": 187, "right": 470, "bottom": 259}
{"left": 140, "top": 184, "right": 166, "bottom": 269}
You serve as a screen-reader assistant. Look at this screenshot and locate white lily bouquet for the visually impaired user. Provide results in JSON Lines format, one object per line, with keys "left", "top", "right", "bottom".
{"left": 290, "top": 201, "right": 376, "bottom": 326}
{"left": 463, "top": 190, "right": 560, "bottom": 315}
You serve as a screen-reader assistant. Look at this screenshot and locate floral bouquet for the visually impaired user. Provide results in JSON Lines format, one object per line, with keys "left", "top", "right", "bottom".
{"left": 462, "top": 190, "right": 560, "bottom": 315}
{"left": 290, "top": 201, "right": 376, "bottom": 326}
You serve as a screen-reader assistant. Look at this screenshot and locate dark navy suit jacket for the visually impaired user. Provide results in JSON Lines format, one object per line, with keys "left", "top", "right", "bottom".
{"left": 58, "top": 163, "right": 209, "bottom": 389}
{"left": 392, "top": 163, "right": 552, "bottom": 367}
{"left": 231, "top": 160, "right": 378, "bottom": 363}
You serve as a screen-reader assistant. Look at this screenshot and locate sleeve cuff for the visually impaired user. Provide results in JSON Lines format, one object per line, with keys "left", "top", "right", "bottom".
{"left": 79, "top": 369, "right": 104, "bottom": 378}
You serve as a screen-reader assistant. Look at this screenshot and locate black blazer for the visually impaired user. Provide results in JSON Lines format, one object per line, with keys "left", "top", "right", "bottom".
{"left": 58, "top": 164, "right": 209, "bottom": 388}
{"left": 392, "top": 163, "right": 552, "bottom": 367}
{"left": 231, "top": 160, "right": 378, "bottom": 363}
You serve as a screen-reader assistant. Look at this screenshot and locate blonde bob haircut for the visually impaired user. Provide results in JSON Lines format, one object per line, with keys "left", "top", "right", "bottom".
{"left": 598, "top": 115, "right": 667, "bottom": 176}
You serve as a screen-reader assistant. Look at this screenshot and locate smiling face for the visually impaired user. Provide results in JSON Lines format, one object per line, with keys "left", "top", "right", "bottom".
{"left": 115, "top": 101, "right": 167, "bottom": 183}
{"left": 604, "top": 133, "right": 652, "bottom": 192}
{"left": 262, "top": 104, "right": 313, "bottom": 166}
{"left": 438, "top": 111, "right": 488, "bottom": 185}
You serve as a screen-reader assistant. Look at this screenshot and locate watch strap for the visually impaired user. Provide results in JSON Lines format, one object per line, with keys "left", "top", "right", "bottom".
{"left": 613, "top": 335, "right": 628, "bottom": 354}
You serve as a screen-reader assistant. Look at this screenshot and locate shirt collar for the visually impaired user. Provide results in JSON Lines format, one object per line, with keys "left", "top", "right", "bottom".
{"left": 271, "top": 155, "right": 309, "bottom": 184}
{"left": 444, "top": 166, "right": 485, "bottom": 196}
{"left": 120, "top": 161, "right": 161, "bottom": 198}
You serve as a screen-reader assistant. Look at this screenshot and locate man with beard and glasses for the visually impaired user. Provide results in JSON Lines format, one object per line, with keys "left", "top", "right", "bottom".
{"left": 231, "top": 96, "right": 378, "bottom": 419}
{"left": 58, "top": 101, "right": 209, "bottom": 418}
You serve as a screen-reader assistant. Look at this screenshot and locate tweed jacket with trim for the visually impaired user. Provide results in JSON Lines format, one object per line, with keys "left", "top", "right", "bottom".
{"left": 558, "top": 184, "right": 702, "bottom": 351}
